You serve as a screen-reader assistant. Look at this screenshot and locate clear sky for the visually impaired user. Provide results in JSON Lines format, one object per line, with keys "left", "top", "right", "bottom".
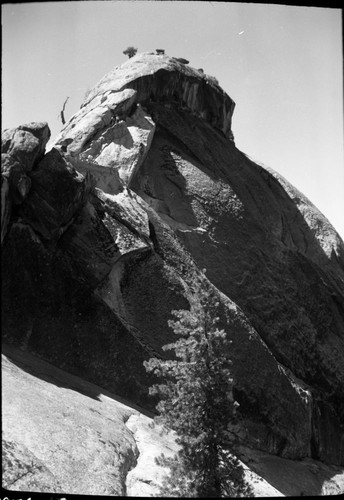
{"left": 2, "top": 1, "right": 343, "bottom": 238}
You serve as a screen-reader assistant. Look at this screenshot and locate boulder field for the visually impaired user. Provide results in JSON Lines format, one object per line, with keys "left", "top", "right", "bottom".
{"left": 2, "top": 52, "right": 344, "bottom": 493}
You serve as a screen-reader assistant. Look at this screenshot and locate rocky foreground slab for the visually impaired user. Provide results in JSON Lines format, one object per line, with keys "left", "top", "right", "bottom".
{"left": 2, "top": 343, "right": 343, "bottom": 496}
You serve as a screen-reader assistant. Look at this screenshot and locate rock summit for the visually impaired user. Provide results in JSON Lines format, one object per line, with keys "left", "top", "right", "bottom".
{"left": 2, "top": 52, "right": 344, "bottom": 493}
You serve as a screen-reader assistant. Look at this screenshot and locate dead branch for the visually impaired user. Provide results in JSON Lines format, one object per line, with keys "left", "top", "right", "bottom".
{"left": 60, "top": 96, "right": 69, "bottom": 125}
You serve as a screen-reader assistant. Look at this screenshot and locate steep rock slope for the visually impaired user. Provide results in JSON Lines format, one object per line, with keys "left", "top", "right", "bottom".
{"left": 130, "top": 101, "right": 344, "bottom": 464}
{"left": 2, "top": 344, "right": 141, "bottom": 495}
{"left": 2, "top": 52, "right": 344, "bottom": 473}
{"left": 5, "top": 345, "right": 343, "bottom": 496}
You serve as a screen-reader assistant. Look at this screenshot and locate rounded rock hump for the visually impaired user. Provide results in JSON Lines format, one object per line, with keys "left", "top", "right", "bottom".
{"left": 56, "top": 52, "right": 235, "bottom": 153}
{"left": 52, "top": 53, "right": 234, "bottom": 192}
{"left": 82, "top": 52, "right": 235, "bottom": 141}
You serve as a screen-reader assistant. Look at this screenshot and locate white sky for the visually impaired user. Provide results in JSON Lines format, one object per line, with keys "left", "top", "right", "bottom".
{"left": 2, "top": 1, "right": 343, "bottom": 238}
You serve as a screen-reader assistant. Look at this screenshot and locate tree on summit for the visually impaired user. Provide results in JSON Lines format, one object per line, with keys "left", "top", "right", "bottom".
{"left": 123, "top": 46, "right": 138, "bottom": 58}
{"left": 144, "top": 280, "right": 252, "bottom": 497}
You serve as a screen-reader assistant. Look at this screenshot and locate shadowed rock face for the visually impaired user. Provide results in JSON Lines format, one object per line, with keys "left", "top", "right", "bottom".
{"left": 82, "top": 53, "right": 235, "bottom": 141}
{"left": 2, "top": 53, "right": 344, "bottom": 467}
{"left": 1, "top": 122, "right": 50, "bottom": 242}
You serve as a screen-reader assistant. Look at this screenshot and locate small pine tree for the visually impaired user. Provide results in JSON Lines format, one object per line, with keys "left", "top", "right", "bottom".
{"left": 123, "top": 46, "right": 138, "bottom": 58}
{"left": 144, "top": 282, "right": 252, "bottom": 497}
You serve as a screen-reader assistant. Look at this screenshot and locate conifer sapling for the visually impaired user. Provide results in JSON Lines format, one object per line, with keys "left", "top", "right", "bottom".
{"left": 144, "top": 282, "right": 252, "bottom": 497}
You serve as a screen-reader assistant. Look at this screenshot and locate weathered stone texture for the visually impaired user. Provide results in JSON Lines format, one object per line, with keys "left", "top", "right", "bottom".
{"left": 2, "top": 52, "right": 344, "bottom": 474}
{"left": 2, "top": 346, "right": 139, "bottom": 495}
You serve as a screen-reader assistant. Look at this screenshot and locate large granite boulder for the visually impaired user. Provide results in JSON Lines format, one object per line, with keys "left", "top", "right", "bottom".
{"left": 2, "top": 52, "right": 344, "bottom": 474}
{"left": 1, "top": 122, "right": 50, "bottom": 242}
{"left": 18, "top": 147, "right": 91, "bottom": 241}
{"left": 1, "top": 122, "right": 50, "bottom": 181}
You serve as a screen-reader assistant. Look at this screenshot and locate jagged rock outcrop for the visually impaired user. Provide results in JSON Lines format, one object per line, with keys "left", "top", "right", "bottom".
{"left": 18, "top": 147, "right": 91, "bottom": 241}
{"left": 1, "top": 122, "right": 50, "bottom": 242}
{"left": 2, "top": 50, "right": 344, "bottom": 484}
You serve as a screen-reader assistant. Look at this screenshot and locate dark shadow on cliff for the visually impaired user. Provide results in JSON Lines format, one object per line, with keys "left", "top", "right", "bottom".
{"left": 133, "top": 103, "right": 344, "bottom": 464}
{"left": 146, "top": 105, "right": 344, "bottom": 356}
{"left": 130, "top": 118, "right": 200, "bottom": 230}
{"left": 2, "top": 342, "right": 154, "bottom": 418}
